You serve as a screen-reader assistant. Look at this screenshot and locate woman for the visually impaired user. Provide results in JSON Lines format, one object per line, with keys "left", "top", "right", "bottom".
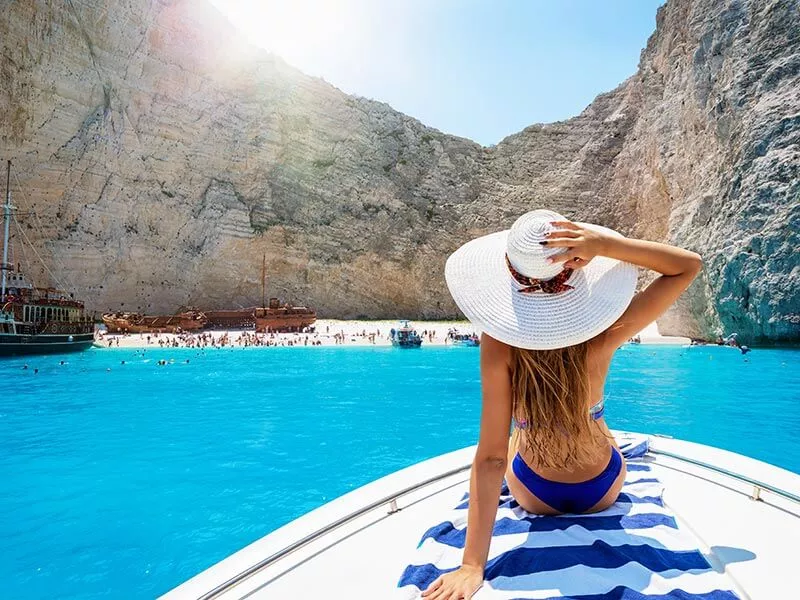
{"left": 422, "top": 210, "right": 702, "bottom": 600}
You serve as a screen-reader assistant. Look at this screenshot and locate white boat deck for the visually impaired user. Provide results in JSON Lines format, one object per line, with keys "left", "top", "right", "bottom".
{"left": 161, "top": 435, "right": 800, "bottom": 599}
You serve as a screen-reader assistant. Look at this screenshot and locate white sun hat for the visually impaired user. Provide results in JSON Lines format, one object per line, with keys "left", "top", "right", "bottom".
{"left": 444, "top": 209, "right": 638, "bottom": 350}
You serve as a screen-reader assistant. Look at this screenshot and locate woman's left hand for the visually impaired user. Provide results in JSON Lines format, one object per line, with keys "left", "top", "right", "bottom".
{"left": 543, "top": 220, "right": 612, "bottom": 269}
{"left": 421, "top": 564, "right": 484, "bottom": 599}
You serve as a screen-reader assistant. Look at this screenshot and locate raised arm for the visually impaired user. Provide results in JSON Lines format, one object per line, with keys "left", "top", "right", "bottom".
{"left": 544, "top": 221, "right": 702, "bottom": 352}
{"left": 422, "top": 334, "right": 512, "bottom": 599}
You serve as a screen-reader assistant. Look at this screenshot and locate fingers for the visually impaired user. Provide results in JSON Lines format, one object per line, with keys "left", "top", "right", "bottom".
{"left": 423, "top": 582, "right": 459, "bottom": 600}
{"left": 427, "top": 582, "right": 450, "bottom": 600}
{"left": 541, "top": 237, "right": 577, "bottom": 248}
{"left": 548, "top": 250, "right": 575, "bottom": 264}
{"left": 422, "top": 570, "right": 482, "bottom": 600}
{"left": 563, "top": 257, "right": 588, "bottom": 269}
{"left": 427, "top": 586, "right": 448, "bottom": 600}
{"left": 547, "top": 229, "right": 580, "bottom": 239}
{"left": 421, "top": 577, "right": 442, "bottom": 597}
{"left": 422, "top": 587, "right": 439, "bottom": 600}
{"left": 550, "top": 220, "right": 579, "bottom": 230}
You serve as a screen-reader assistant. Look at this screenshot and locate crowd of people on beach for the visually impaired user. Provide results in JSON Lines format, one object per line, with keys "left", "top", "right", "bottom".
{"left": 94, "top": 324, "right": 429, "bottom": 349}
{"left": 330, "top": 327, "right": 381, "bottom": 344}
{"left": 97, "top": 329, "right": 327, "bottom": 348}
{"left": 91, "top": 321, "right": 486, "bottom": 349}
{"left": 95, "top": 325, "right": 751, "bottom": 352}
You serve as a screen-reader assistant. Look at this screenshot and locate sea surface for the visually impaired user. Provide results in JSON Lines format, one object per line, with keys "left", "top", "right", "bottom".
{"left": 1, "top": 344, "right": 798, "bottom": 599}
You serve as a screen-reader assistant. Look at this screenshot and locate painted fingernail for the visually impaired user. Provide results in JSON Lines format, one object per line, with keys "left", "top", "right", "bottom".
{"left": 539, "top": 241, "right": 548, "bottom": 245}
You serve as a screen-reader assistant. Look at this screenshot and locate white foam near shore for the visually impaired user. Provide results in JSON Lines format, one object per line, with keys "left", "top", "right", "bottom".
{"left": 94, "top": 318, "right": 688, "bottom": 349}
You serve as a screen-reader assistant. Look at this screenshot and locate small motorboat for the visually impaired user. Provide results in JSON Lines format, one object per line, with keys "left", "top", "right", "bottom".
{"left": 447, "top": 328, "right": 480, "bottom": 347}
{"left": 161, "top": 432, "right": 800, "bottom": 599}
{"left": 389, "top": 320, "right": 422, "bottom": 348}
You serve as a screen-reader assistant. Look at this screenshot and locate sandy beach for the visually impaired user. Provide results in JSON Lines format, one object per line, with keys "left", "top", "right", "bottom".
{"left": 95, "top": 319, "right": 475, "bottom": 349}
{"left": 636, "top": 321, "right": 691, "bottom": 345}
{"left": 94, "top": 319, "right": 690, "bottom": 349}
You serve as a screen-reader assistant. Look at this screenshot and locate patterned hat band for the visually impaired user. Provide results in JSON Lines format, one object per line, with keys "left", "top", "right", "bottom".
{"left": 505, "top": 254, "right": 574, "bottom": 294}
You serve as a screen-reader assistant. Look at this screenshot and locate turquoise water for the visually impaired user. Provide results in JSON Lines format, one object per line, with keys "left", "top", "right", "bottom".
{"left": 1, "top": 345, "right": 798, "bottom": 599}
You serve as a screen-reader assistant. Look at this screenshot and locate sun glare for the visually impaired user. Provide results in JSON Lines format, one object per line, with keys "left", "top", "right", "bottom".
{"left": 209, "top": 0, "right": 365, "bottom": 74}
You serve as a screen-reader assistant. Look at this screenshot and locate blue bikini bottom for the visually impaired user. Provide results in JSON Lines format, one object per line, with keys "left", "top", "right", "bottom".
{"left": 511, "top": 447, "right": 623, "bottom": 514}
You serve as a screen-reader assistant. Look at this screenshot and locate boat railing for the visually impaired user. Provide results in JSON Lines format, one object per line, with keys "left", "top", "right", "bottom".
{"left": 648, "top": 447, "right": 800, "bottom": 504}
{"left": 195, "top": 463, "right": 473, "bottom": 600}
{"left": 194, "top": 445, "right": 799, "bottom": 600}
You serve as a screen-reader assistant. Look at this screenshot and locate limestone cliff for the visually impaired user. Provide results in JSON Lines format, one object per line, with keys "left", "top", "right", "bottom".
{"left": 0, "top": 0, "right": 797, "bottom": 343}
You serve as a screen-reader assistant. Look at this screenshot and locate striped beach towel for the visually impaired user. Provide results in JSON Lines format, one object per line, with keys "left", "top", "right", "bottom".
{"left": 397, "top": 438, "right": 739, "bottom": 599}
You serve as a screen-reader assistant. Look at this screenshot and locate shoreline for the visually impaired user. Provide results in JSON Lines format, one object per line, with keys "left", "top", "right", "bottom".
{"left": 94, "top": 319, "right": 692, "bottom": 349}
{"left": 95, "top": 319, "right": 471, "bottom": 349}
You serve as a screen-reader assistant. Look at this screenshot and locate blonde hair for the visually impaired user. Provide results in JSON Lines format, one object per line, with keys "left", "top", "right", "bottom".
{"left": 510, "top": 342, "right": 605, "bottom": 470}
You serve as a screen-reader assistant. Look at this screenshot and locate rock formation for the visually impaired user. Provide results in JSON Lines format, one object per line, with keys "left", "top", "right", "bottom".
{"left": 1, "top": 0, "right": 797, "bottom": 343}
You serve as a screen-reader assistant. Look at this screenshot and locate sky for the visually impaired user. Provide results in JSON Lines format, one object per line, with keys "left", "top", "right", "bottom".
{"left": 208, "top": 0, "right": 664, "bottom": 146}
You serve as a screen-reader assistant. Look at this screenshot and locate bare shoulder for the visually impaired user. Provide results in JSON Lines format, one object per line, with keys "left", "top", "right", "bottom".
{"left": 588, "top": 333, "right": 616, "bottom": 367}
{"left": 480, "top": 333, "right": 512, "bottom": 366}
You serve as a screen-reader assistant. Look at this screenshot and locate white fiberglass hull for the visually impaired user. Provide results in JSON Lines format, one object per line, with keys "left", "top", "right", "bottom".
{"left": 161, "top": 433, "right": 800, "bottom": 600}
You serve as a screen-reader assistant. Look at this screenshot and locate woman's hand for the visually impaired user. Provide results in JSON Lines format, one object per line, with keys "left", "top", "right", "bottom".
{"left": 542, "top": 220, "right": 613, "bottom": 269}
{"left": 421, "top": 565, "right": 484, "bottom": 599}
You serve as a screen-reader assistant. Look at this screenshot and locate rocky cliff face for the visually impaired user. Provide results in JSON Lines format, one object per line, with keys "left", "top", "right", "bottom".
{"left": 1, "top": 0, "right": 797, "bottom": 342}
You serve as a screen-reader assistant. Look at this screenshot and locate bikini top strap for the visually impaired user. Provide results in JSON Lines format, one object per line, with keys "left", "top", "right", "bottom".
{"left": 514, "top": 399, "right": 606, "bottom": 430}
{"left": 589, "top": 399, "right": 605, "bottom": 420}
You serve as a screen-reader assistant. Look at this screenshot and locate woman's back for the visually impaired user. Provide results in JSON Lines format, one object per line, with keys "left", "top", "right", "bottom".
{"left": 489, "top": 334, "right": 624, "bottom": 514}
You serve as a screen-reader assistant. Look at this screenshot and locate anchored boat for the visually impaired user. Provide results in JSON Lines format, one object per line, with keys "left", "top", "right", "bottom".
{"left": 254, "top": 298, "right": 316, "bottom": 333}
{"left": 203, "top": 309, "right": 257, "bottom": 330}
{"left": 101, "top": 302, "right": 315, "bottom": 335}
{"left": 205, "top": 256, "right": 316, "bottom": 333}
{"left": 0, "top": 161, "right": 94, "bottom": 356}
{"left": 160, "top": 433, "right": 799, "bottom": 599}
{"left": 101, "top": 310, "right": 207, "bottom": 334}
{"left": 253, "top": 256, "right": 316, "bottom": 333}
{"left": 447, "top": 328, "right": 480, "bottom": 347}
{"left": 390, "top": 320, "right": 423, "bottom": 348}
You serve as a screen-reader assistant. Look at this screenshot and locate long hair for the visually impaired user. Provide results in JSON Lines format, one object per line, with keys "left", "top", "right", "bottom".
{"left": 510, "top": 341, "right": 604, "bottom": 470}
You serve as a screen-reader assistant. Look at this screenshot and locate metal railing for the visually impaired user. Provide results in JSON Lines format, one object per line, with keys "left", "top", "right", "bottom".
{"left": 648, "top": 447, "right": 800, "bottom": 505}
{"left": 196, "top": 462, "right": 472, "bottom": 600}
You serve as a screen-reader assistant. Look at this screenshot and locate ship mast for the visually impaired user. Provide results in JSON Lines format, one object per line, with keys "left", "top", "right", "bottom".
{"left": 1, "top": 160, "right": 11, "bottom": 300}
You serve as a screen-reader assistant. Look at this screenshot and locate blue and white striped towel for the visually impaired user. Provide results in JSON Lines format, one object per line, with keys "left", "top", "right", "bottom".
{"left": 397, "top": 437, "right": 739, "bottom": 599}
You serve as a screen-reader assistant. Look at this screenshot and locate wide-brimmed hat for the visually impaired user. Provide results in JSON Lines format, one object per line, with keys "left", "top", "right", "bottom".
{"left": 444, "top": 209, "right": 638, "bottom": 350}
